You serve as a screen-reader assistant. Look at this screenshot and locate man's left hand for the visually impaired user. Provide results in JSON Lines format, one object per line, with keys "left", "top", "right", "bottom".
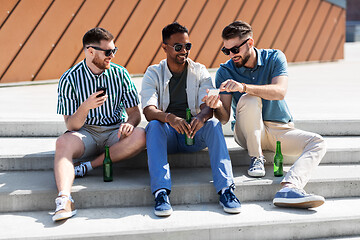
{"left": 118, "top": 122, "right": 134, "bottom": 139}
{"left": 189, "top": 117, "right": 204, "bottom": 138}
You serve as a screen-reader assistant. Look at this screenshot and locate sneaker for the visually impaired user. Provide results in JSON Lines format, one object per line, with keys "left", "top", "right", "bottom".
{"left": 248, "top": 156, "right": 266, "bottom": 177}
{"left": 273, "top": 187, "right": 325, "bottom": 209}
{"left": 219, "top": 184, "right": 241, "bottom": 214}
{"left": 154, "top": 191, "right": 173, "bottom": 217}
{"left": 74, "top": 162, "right": 88, "bottom": 178}
{"left": 52, "top": 196, "right": 77, "bottom": 222}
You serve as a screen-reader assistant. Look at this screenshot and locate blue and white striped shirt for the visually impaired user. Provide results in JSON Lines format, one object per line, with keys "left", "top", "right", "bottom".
{"left": 57, "top": 60, "right": 139, "bottom": 126}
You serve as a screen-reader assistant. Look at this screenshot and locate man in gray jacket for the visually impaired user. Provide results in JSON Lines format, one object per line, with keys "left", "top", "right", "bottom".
{"left": 140, "top": 22, "right": 241, "bottom": 217}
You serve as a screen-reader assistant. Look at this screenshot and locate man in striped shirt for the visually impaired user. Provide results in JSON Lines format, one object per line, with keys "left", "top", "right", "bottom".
{"left": 52, "top": 27, "right": 146, "bottom": 222}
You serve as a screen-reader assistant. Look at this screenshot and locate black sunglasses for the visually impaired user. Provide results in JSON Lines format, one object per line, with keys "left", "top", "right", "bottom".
{"left": 165, "top": 42, "right": 192, "bottom": 52}
{"left": 87, "top": 46, "right": 118, "bottom": 57}
{"left": 221, "top": 38, "right": 250, "bottom": 55}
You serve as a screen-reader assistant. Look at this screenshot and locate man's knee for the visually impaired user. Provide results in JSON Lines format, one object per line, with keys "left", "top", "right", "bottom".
{"left": 145, "top": 120, "right": 163, "bottom": 132}
{"left": 313, "top": 133, "right": 327, "bottom": 153}
{"left": 55, "top": 133, "right": 84, "bottom": 157}
{"left": 131, "top": 127, "right": 146, "bottom": 147}
{"left": 237, "top": 94, "right": 261, "bottom": 110}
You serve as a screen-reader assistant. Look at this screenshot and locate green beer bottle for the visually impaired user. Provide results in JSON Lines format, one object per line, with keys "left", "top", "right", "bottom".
{"left": 185, "top": 108, "right": 194, "bottom": 145}
{"left": 273, "top": 141, "right": 283, "bottom": 177}
{"left": 103, "top": 146, "right": 113, "bottom": 182}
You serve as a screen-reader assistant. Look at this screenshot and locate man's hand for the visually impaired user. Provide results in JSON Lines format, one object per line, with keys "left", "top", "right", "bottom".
{"left": 202, "top": 89, "right": 223, "bottom": 109}
{"left": 219, "top": 79, "right": 245, "bottom": 93}
{"left": 82, "top": 91, "right": 108, "bottom": 110}
{"left": 118, "top": 122, "right": 135, "bottom": 139}
{"left": 189, "top": 116, "right": 204, "bottom": 138}
{"left": 168, "top": 114, "right": 192, "bottom": 137}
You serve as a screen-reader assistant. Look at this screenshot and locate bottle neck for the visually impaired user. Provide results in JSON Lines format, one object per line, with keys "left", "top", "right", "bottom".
{"left": 276, "top": 141, "right": 281, "bottom": 153}
{"left": 105, "top": 146, "right": 110, "bottom": 158}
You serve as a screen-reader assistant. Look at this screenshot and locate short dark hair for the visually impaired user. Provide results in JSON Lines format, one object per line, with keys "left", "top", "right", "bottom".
{"left": 222, "top": 21, "right": 253, "bottom": 40}
{"left": 82, "top": 27, "right": 114, "bottom": 48}
{"left": 162, "top": 22, "right": 189, "bottom": 43}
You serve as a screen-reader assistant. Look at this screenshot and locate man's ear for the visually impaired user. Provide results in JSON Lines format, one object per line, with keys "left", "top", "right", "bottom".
{"left": 161, "top": 43, "right": 167, "bottom": 53}
{"left": 248, "top": 38, "right": 255, "bottom": 48}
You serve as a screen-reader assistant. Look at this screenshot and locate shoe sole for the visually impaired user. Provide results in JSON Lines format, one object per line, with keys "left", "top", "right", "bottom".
{"left": 247, "top": 170, "right": 265, "bottom": 177}
{"left": 273, "top": 197, "right": 325, "bottom": 209}
{"left": 219, "top": 202, "right": 241, "bottom": 214}
{"left": 52, "top": 210, "right": 77, "bottom": 222}
{"left": 154, "top": 208, "right": 173, "bottom": 217}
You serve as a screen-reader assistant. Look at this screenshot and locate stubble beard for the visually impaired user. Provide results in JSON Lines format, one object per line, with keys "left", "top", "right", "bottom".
{"left": 92, "top": 54, "right": 111, "bottom": 70}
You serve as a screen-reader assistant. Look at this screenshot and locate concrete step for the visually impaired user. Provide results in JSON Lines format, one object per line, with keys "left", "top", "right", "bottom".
{"left": 1, "top": 164, "right": 359, "bottom": 212}
{"left": 0, "top": 197, "right": 359, "bottom": 240}
{"left": 1, "top": 119, "right": 360, "bottom": 137}
{"left": 1, "top": 136, "right": 359, "bottom": 171}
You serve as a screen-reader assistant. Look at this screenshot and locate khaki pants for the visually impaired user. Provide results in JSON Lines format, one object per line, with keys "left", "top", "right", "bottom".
{"left": 234, "top": 94, "right": 326, "bottom": 189}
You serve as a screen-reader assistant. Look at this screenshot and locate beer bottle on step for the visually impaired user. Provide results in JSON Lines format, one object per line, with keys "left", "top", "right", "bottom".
{"left": 185, "top": 108, "right": 194, "bottom": 146}
{"left": 103, "top": 146, "right": 113, "bottom": 182}
{"left": 273, "top": 141, "right": 283, "bottom": 177}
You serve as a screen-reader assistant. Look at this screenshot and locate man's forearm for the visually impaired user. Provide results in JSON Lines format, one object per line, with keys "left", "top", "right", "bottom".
{"left": 64, "top": 105, "right": 89, "bottom": 131}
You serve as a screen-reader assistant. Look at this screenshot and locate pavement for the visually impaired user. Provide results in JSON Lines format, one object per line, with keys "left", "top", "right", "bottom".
{"left": 0, "top": 42, "right": 360, "bottom": 125}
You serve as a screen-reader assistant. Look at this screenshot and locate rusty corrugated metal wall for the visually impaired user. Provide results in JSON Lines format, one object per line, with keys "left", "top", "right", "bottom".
{"left": 0, "top": 0, "right": 345, "bottom": 83}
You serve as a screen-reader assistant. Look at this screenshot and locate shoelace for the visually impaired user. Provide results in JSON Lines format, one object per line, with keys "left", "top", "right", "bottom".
{"left": 155, "top": 192, "right": 168, "bottom": 206}
{"left": 74, "top": 163, "right": 87, "bottom": 177}
{"left": 54, "top": 196, "right": 68, "bottom": 212}
{"left": 224, "top": 185, "right": 240, "bottom": 203}
{"left": 251, "top": 157, "right": 265, "bottom": 170}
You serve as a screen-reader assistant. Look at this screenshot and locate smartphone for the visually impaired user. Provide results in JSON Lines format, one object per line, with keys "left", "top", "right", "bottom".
{"left": 96, "top": 86, "right": 106, "bottom": 97}
{"left": 208, "top": 89, "right": 220, "bottom": 96}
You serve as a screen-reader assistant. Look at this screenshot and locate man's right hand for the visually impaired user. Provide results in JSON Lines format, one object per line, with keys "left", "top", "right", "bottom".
{"left": 167, "top": 113, "right": 192, "bottom": 136}
{"left": 83, "top": 91, "right": 108, "bottom": 110}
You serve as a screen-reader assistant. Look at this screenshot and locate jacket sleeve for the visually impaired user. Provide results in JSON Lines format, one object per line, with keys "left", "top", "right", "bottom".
{"left": 197, "top": 64, "right": 214, "bottom": 107}
{"left": 140, "top": 67, "right": 159, "bottom": 110}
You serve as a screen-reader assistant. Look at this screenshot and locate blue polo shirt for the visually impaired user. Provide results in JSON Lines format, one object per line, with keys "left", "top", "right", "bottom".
{"left": 215, "top": 48, "right": 293, "bottom": 130}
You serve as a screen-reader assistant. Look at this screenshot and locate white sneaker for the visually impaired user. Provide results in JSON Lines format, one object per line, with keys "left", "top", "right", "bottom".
{"left": 52, "top": 196, "right": 77, "bottom": 222}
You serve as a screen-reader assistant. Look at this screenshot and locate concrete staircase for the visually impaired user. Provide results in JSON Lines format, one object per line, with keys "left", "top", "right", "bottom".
{"left": 1, "top": 43, "right": 360, "bottom": 239}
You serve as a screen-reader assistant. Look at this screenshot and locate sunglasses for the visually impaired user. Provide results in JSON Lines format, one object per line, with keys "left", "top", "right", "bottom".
{"left": 165, "top": 42, "right": 192, "bottom": 52}
{"left": 87, "top": 46, "right": 118, "bottom": 57}
{"left": 221, "top": 38, "right": 250, "bottom": 55}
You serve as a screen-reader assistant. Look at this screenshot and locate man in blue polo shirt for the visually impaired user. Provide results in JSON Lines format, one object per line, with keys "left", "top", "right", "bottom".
{"left": 203, "top": 21, "right": 326, "bottom": 209}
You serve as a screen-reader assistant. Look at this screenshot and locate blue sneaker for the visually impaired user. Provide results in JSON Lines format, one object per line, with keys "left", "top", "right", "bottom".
{"left": 273, "top": 187, "right": 325, "bottom": 208}
{"left": 154, "top": 191, "right": 173, "bottom": 217}
{"left": 219, "top": 184, "right": 241, "bottom": 214}
{"left": 248, "top": 156, "right": 266, "bottom": 177}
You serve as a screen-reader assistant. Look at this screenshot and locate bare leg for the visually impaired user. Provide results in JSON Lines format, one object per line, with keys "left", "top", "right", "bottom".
{"left": 54, "top": 132, "right": 85, "bottom": 194}
{"left": 90, "top": 127, "right": 146, "bottom": 168}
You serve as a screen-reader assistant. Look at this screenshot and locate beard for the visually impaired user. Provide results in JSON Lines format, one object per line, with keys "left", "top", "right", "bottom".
{"left": 175, "top": 52, "right": 189, "bottom": 65}
{"left": 234, "top": 52, "right": 250, "bottom": 68}
{"left": 92, "top": 54, "right": 111, "bottom": 70}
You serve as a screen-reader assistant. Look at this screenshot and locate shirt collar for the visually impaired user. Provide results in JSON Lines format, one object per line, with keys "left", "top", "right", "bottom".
{"left": 83, "top": 59, "right": 110, "bottom": 79}
{"left": 232, "top": 47, "right": 263, "bottom": 74}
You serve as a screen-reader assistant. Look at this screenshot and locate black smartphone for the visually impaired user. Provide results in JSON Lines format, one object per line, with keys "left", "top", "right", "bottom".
{"left": 96, "top": 86, "right": 106, "bottom": 97}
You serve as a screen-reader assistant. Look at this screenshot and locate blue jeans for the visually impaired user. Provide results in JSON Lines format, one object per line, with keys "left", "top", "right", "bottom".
{"left": 145, "top": 118, "right": 234, "bottom": 194}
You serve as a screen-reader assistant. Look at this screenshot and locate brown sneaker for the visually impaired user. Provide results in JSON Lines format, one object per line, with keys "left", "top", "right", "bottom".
{"left": 52, "top": 196, "right": 77, "bottom": 222}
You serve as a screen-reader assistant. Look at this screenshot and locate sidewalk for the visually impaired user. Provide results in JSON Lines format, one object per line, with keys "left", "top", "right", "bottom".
{"left": 1, "top": 43, "right": 359, "bottom": 123}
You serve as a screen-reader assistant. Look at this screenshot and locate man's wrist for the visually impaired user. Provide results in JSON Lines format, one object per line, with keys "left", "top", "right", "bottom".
{"left": 164, "top": 112, "right": 171, "bottom": 123}
{"left": 241, "top": 83, "right": 247, "bottom": 93}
